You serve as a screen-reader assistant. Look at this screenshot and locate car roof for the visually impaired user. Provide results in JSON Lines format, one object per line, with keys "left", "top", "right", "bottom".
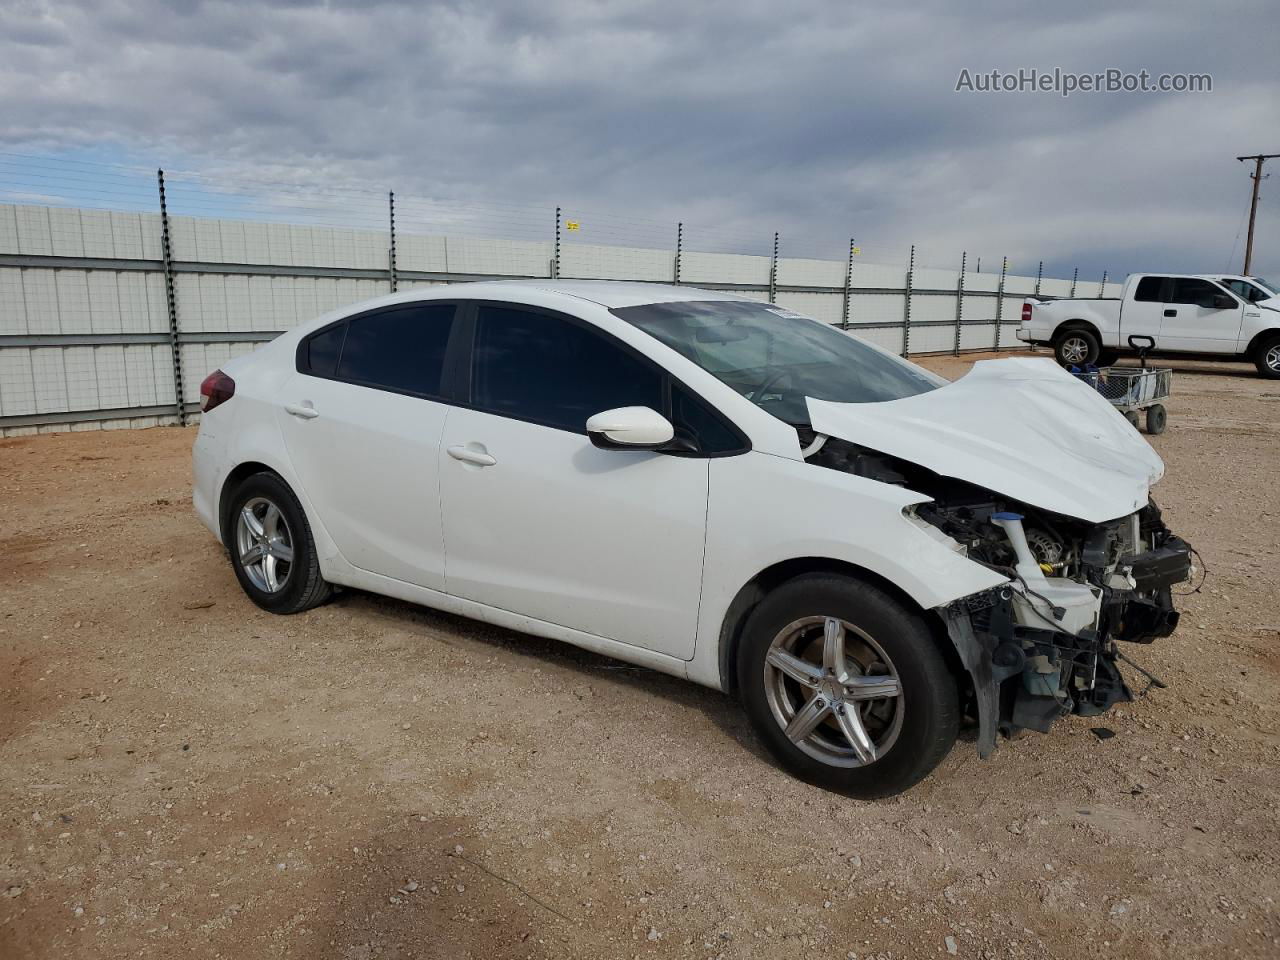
{"left": 393, "top": 279, "right": 750, "bottom": 311}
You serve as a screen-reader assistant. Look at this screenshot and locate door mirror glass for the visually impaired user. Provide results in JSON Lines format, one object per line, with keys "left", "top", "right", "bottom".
{"left": 585, "top": 406, "right": 675, "bottom": 450}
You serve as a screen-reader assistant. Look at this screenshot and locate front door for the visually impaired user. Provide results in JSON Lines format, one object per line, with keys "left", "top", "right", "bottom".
{"left": 438, "top": 303, "right": 711, "bottom": 659}
{"left": 1158, "top": 277, "right": 1243, "bottom": 351}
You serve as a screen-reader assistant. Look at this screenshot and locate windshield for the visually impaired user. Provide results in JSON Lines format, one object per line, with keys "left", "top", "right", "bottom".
{"left": 613, "top": 299, "right": 941, "bottom": 425}
{"left": 1250, "top": 278, "right": 1278, "bottom": 298}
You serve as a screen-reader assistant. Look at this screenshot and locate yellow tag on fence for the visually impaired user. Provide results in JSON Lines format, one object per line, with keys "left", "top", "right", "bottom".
{"left": 565, "top": 220, "right": 580, "bottom": 231}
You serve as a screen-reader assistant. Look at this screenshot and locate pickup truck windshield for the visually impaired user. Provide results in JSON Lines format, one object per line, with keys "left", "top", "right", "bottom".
{"left": 613, "top": 299, "right": 941, "bottom": 425}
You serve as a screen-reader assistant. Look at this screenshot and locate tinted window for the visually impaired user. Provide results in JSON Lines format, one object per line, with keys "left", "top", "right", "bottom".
{"left": 302, "top": 324, "right": 344, "bottom": 376}
{"left": 671, "top": 384, "right": 743, "bottom": 454}
{"left": 1169, "top": 278, "right": 1226, "bottom": 307}
{"left": 472, "top": 306, "right": 663, "bottom": 432}
{"left": 1133, "top": 277, "right": 1166, "bottom": 302}
{"left": 335, "top": 305, "right": 455, "bottom": 396}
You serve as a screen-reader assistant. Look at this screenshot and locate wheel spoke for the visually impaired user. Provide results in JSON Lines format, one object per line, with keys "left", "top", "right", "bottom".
{"left": 843, "top": 674, "right": 901, "bottom": 700}
{"left": 822, "top": 617, "right": 847, "bottom": 679}
{"left": 262, "top": 503, "right": 282, "bottom": 538}
{"left": 783, "top": 694, "right": 831, "bottom": 743}
{"left": 263, "top": 554, "right": 280, "bottom": 592}
{"left": 241, "top": 505, "right": 264, "bottom": 538}
{"left": 240, "top": 542, "right": 265, "bottom": 565}
{"left": 833, "top": 701, "right": 877, "bottom": 763}
{"left": 766, "top": 647, "right": 823, "bottom": 687}
{"left": 271, "top": 541, "right": 294, "bottom": 564}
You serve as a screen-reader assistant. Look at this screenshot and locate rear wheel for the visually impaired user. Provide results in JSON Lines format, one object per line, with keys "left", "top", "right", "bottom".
{"left": 226, "top": 472, "right": 332, "bottom": 614}
{"left": 1096, "top": 349, "right": 1120, "bottom": 367}
{"left": 1053, "top": 328, "right": 1099, "bottom": 368}
{"left": 737, "top": 574, "right": 959, "bottom": 798}
{"left": 1255, "top": 335, "right": 1280, "bottom": 379}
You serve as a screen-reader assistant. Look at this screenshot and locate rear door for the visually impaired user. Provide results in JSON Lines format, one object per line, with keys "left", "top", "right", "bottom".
{"left": 437, "top": 302, "right": 738, "bottom": 659}
{"left": 1159, "top": 278, "right": 1243, "bottom": 351}
{"left": 1121, "top": 276, "right": 1170, "bottom": 343}
{"left": 277, "top": 302, "right": 460, "bottom": 590}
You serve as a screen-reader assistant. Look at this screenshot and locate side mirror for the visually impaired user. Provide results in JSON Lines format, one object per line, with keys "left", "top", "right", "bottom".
{"left": 585, "top": 406, "right": 674, "bottom": 450}
{"left": 1211, "top": 294, "right": 1236, "bottom": 310}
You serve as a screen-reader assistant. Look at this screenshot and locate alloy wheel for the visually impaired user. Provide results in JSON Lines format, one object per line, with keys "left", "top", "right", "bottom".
{"left": 1267, "top": 344, "right": 1280, "bottom": 373}
{"left": 235, "top": 496, "right": 295, "bottom": 593}
{"left": 762, "top": 616, "right": 904, "bottom": 767}
{"left": 1060, "top": 335, "right": 1089, "bottom": 365}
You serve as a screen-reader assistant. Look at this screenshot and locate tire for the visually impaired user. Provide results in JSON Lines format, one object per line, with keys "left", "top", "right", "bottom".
{"left": 736, "top": 574, "right": 959, "bottom": 798}
{"left": 1096, "top": 349, "right": 1120, "bottom": 367}
{"left": 1124, "top": 411, "right": 1141, "bottom": 429}
{"left": 1145, "top": 403, "right": 1167, "bottom": 435}
{"left": 1255, "top": 334, "right": 1280, "bottom": 379}
{"left": 226, "top": 471, "right": 332, "bottom": 614}
{"left": 1053, "top": 328, "right": 1100, "bottom": 368}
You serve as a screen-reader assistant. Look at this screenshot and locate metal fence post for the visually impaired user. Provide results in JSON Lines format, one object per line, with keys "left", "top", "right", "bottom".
{"left": 768, "top": 231, "right": 779, "bottom": 302}
{"left": 553, "top": 206, "right": 561, "bottom": 278}
{"left": 1034, "top": 260, "right": 1043, "bottom": 298}
{"left": 841, "top": 238, "right": 855, "bottom": 330}
{"left": 156, "top": 169, "right": 186, "bottom": 426}
{"left": 1069, "top": 267, "right": 1078, "bottom": 298}
{"left": 954, "top": 251, "right": 967, "bottom": 356}
{"left": 674, "top": 222, "right": 682, "bottom": 285}
{"left": 902, "top": 244, "right": 915, "bottom": 357}
{"left": 1099, "top": 270, "right": 1108, "bottom": 297}
{"left": 992, "top": 255, "right": 1008, "bottom": 350}
{"left": 388, "top": 191, "right": 398, "bottom": 293}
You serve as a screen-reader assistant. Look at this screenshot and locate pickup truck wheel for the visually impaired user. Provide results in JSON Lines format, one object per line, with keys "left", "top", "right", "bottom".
{"left": 1053, "top": 329, "right": 1099, "bottom": 367}
{"left": 1096, "top": 349, "right": 1120, "bottom": 367}
{"left": 1256, "top": 335, "right": 1280, "bottom": 379}
{"left": 737, "top": 574, "right": 959, "bottom": 798}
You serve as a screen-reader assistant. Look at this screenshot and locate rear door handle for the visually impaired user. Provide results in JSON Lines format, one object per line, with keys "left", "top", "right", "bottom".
{"left": 1163, "top": 309, "right": 1177, "bottom": 317}
{"left": 284, "top": 402, "right": 319, "bottom": 420}
{"left": 447, "top": 444, "right": 497, "bottom": 467}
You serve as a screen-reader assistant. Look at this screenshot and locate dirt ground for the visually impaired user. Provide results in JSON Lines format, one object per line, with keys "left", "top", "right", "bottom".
{"left": 2, "top": 351, "right": 1278, "bottom": 960}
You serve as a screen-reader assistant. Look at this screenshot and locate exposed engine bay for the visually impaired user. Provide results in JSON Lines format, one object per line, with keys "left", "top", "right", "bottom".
{"left": 800, "top": 429, "right": 1195, "bottom": 756}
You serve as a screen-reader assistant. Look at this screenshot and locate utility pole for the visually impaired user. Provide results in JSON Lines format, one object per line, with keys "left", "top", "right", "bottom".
{"left": 1238, "top": 153, "right": 1279, "bottom": 275}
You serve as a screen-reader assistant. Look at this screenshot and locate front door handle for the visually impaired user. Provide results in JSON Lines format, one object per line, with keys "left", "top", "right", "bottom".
{"left": 1163, "top": 309, "right": 1177, "bottom": 317}
{"left": 284, "top": 402, "right": 319, "bottom": 420}
{"left": 447, "top": 444, "right": 497, "bottom": 467}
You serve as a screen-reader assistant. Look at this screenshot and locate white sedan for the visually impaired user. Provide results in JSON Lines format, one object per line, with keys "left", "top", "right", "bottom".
{"left": 193, "top": 281, "right": 1192, "bottom": 796}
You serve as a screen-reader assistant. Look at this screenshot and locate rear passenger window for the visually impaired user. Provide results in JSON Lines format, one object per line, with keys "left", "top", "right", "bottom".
{"left": 471, "top": 306, "right": 663, "bottom": 433}
{"left": 334, "top": 304, "right": 456, "bottom": 396}
{"left": 302, "top": 324, "right": 344, "bottom": 376}
{"left": 1133, "top": 277, "right": 1166, "bottom": 302}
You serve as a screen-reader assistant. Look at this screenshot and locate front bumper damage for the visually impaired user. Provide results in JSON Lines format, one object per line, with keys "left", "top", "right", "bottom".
{"left": 939, "top": 526, "right": 1192, "bottom": 758}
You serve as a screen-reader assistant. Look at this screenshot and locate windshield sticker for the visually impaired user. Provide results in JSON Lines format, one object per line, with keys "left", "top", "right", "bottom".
{"left": 763, "top": 306, "right": 808, "bottom": 320}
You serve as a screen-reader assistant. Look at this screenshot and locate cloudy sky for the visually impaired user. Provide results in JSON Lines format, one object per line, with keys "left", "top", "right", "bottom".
{"left": 1, "top": 0, "right": 1277, "bottom": 280}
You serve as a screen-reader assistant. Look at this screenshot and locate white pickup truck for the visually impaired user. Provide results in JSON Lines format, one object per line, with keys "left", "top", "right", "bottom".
{"left": 1017, "top": 273, "right": 1280, "bottom": 378}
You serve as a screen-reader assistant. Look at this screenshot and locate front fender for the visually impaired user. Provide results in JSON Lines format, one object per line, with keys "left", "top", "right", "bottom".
{"left": 686, "top": 452, "right": 1007, "bottom": 689}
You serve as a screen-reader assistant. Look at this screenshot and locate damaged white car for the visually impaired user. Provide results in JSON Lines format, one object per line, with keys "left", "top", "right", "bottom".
{"left": 192, "top": 281, "right": 1193, "bottom": 796}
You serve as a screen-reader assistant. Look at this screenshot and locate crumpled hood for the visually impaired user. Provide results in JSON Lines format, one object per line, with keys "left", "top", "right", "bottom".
{"left": 806, "top": 357, "right": 1165, "bottom": 523}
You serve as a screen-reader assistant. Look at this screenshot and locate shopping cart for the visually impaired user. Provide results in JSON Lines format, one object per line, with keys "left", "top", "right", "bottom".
{"left": 1070, "top": 336, "right": 1171, "bottom": 434}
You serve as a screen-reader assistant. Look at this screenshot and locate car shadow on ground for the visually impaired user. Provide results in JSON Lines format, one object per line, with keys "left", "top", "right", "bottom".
{"left": 325, "top": 587, "right": 779, "bottom": 768}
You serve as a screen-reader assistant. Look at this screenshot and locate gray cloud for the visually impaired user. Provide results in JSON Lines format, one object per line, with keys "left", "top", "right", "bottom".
{"left": 0, "top": 0, "right": 1276, "bottom": 277}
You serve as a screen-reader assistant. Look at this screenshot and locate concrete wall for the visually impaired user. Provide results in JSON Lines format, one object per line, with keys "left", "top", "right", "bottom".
{"left": 0, "top": 203, "right": 1097, "bottom": 436}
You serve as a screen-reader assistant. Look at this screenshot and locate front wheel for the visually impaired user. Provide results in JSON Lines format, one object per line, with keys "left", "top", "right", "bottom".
{"left": 1053, "top": 328, "right": 1100, "bottom": 367}
{"left": 737, "top": 574, "right": 959, "bottom": 798}
{"left": 1255, "top": 335, "right": 1280, "bottom": 379}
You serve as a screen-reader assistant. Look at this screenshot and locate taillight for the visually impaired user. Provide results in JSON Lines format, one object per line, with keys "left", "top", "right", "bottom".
{"left": 1021, "top": 302, "right": 1033, "bottom": 323}
{"left": 199, "top": 369, "right": 235, "bottom": 413}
